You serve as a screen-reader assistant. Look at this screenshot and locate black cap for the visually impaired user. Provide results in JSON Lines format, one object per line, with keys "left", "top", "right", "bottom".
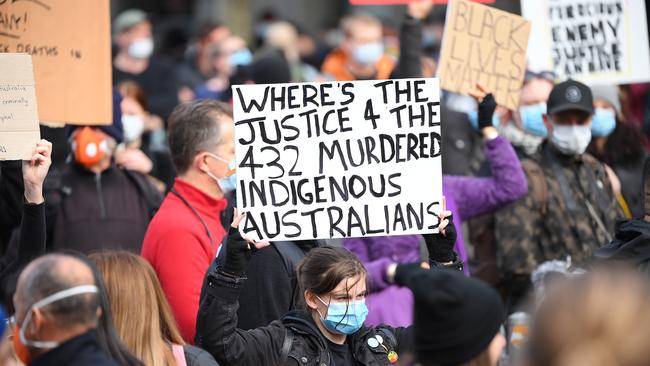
{"left": 547, "top": 79, "right": 594, "bottom": 116}
{"left": 395, "top": 267, "right": 505, "bottom": 365}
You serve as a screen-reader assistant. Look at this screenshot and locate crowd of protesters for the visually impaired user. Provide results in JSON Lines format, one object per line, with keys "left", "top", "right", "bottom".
{"left": 2, "top": 0, "right": 650, "bottom": 365}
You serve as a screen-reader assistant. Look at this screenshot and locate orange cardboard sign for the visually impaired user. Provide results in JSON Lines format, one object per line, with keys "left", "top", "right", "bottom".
{"left": 0, "top": 0, "right": 112, "bottom": 125}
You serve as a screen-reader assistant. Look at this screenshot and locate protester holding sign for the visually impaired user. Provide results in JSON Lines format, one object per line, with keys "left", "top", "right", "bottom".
{"left": 0, "top": 140, "right": 51, "bottom": 313}
{"left": 496, "top": 79, "right": 624, "bottom": 311}
{"left": 344, "top": 84, "right": 527, "bottom": 327}
{"left": 196, "top": 209, "right": 463, "bottom": 366}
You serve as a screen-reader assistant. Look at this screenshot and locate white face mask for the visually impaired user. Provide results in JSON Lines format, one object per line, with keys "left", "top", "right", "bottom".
{"left": 551, "top": 122, "right": 592, "bottom": 156}
{"left": 121, "top": 114, "right": 145, "bottom": 142}
{"left": 19, "top": 285, "right": 99, "bottom": 349}
{"left": 128, "top": 37, "right": 154, "bottom": 59}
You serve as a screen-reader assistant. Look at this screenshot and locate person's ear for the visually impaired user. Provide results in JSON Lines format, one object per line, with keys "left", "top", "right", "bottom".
{"left": 29, "top": 309, "right": 46, "bottom": 338}
{"left": 304, "top": 290, "right": 319, "bottom": 311}
{"left": 194, "top": 153, "right": 211, "bottom": 174}
{"left": 542, "top": 113, "right": 553, "bottom": 136}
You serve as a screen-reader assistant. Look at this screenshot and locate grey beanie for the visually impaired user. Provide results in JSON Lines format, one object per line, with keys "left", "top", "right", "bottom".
{"left": 590, "top": 85, "right": 621, "bottom": 114}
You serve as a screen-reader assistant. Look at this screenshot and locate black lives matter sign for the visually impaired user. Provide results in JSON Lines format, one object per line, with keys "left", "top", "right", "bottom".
{"left": 438, "top": 0, "right": 531, "bottom": 110}
{"left": 233, "top": 78, "right": 444, "bottom": 241}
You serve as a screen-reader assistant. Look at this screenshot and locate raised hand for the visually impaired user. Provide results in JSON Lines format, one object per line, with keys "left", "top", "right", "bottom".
{"left": 22, "top": 139, "right": 52, "bottom": 204}
{"left": 223, "top": 209, "right": 270, "bottom": 276}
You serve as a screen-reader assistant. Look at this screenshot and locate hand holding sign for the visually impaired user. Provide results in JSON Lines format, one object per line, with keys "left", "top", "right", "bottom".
{"left": 468, "top": 83, "right": 498, "bottom": 139}
{"left": 224, "top": 209, "right": 270, "bottom": 276}
{"left": 423, "top": 197, "right": 456, "bottom": 263}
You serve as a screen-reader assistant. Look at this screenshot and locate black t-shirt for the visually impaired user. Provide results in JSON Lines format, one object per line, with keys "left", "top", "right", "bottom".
{"left": 327, "top": 340, "right": 359, "bottom": 366}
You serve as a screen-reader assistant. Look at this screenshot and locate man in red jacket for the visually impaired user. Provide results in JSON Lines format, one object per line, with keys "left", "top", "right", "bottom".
{"left": 141, "top": 100, "right": 234, "bottom": 342}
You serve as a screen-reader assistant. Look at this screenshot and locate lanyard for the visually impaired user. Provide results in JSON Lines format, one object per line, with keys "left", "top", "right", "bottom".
{"left": 171, "top": 187, "right": 215, "bottom": 251}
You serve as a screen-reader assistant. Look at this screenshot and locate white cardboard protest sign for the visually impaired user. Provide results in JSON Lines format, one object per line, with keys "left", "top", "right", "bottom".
{"left": 233, "top": 79, "right": 444, "bottom": 241}
{"left": 0, "top": 53, "right": 40, "bottom": 161}
{"left": 522, "top": 0, "right": 650, "bottom": 84}
{"left": 437, "top": 0, "right": 531, "bottom": 110}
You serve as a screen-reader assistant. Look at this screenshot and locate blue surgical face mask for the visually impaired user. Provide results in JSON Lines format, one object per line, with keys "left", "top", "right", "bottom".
{"left": 519, "top": 103, "right": 548, "bottom": 137}
{"left": 352, "top": 42, "right": 384, "bottom": 65}
{"left": 591, "top": 108, "right": 616, "bottom": 137}
{"left": 465, "top": 110, "right": 501, "bottom": 130}
{"left": 229, "top": 49, "right": 253, "bottom": 67}
{"left": 316, "top": 295, "right": 368, "bottom": 335}
{"left": 206, "top": 154, "right": 236, "bottom": 194}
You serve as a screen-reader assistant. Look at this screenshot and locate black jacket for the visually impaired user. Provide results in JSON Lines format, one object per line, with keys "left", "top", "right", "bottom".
{"left": 0, "top": 201, "right": 46, "bottom": 313}
{"left": 29, "top": 329, "right": 119, "bottom": 366}
{"left": 594, "top": 219, "right": 650, "bottom": 275}
{"left": 200, "top": 240, "right": 318, "bottom": 331}
{"left": 49, "top": 163, "right": 161, "bottom": 254}
{"left": 196, "top": 269, "right": 414, "bottom": 366}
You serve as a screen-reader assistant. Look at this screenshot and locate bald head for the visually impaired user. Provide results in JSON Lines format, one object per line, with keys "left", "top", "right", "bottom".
{"left": 15, "top": 254, "right": 99, "bottom": 329}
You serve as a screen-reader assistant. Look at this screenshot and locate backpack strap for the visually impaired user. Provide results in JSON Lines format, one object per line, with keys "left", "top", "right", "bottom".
{"left": 521, "top": 159, "right": 549, "bottom": 216}
{"left": 280, "top": 328, "right": 294, "bottom": 364}
{"left": 272, "top": 242, "right": 308, "bottom": 309}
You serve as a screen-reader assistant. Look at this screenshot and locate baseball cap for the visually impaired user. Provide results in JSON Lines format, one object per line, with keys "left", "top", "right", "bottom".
{"left": 547, "top": 79, "right": 594, "bottom": 116}
{"left": 113, "top": 9, "right": 148, "bottom": 35}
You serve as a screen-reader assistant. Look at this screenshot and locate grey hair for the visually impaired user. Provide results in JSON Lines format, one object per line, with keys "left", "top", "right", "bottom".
{"left": 168, "top": 99, "right": 232, "bottom": 174}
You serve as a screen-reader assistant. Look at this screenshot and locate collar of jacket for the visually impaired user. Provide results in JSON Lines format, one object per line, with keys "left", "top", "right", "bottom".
{"left": 281, "top": 310, "right": 374, "bottom": 349}
{"left": 541, "top": 140, "right": 584, "bottom": 166}
{"left": 71, "top": 160, "right": 117, "bottom": 176}
{"left": 28, "top": 329, "right": 104, "bottom": 366}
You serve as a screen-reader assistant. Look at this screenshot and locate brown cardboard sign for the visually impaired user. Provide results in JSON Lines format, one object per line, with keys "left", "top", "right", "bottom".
{"left": 437, "top": 0, "right": 531, "bottom": 110}
{"left": 0, "top": 53, "right": 40, "bottom": 160}
{"left": 0, "top": 0, "right": 112, "bottom": 125}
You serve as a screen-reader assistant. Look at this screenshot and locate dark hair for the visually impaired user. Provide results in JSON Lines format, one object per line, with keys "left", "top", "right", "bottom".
{"left": 297, "top": 246, "right": 367, "bottom": 299}
{"left": 194, "top": 20, "right": 225, "bottom": 41}
{"left": 168, "top": 100, "right": 232, "bottom": 174}
{"left": 603, "top": 122, "right": 645, "bottom": 167}
{"left": 20, "top": 255, "right": 99, "bottom": 328}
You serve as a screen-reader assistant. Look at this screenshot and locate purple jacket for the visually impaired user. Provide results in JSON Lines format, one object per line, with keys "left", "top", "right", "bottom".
{"left": 345, "top": 136, "right": 527, "bottom": 327}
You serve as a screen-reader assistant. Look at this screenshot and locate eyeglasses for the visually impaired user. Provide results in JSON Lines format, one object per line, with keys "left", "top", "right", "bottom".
{"left": 524, "top": 70, "right": 557, "bottom": 83}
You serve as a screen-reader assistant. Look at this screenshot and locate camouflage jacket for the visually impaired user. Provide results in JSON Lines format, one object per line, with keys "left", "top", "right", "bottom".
{"left": 496, "top": 142, "right": 624, "bottom": 276}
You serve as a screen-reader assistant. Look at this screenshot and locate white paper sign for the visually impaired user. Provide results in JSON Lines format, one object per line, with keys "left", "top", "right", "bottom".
{"left": 522, "top": 0, "right": 650, "bottom": 84}
{"left": 233, "top": 79, "right": 444, "bottom": 241}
